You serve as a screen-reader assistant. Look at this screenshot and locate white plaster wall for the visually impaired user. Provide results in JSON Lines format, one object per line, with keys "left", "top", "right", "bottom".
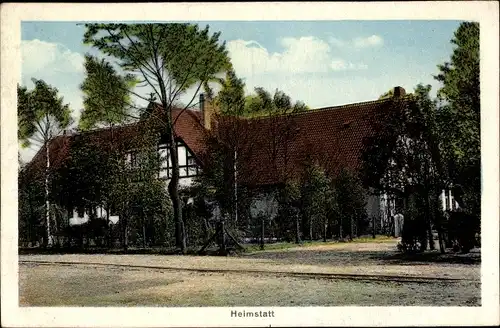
{"left": 178, "top": 145, "right": 186, "bottom": 165}
{"left": 439, "top": 189, "right": 460, "bottom": 211}
{"left": 68, "top": 207, "right": 119, "bottom": 226}
{"left": 250, "top": 192, "right": 278, "bottom": 220}
{"left": 365, "top": 191, "right": 381, "bottom": 220}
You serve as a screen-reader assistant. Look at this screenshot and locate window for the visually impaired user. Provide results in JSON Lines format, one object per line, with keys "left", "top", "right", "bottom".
{"left": 182, "top": 147, "right": 199, "bottom": 177}
{"left": 158, "top": 144, "right": 171, "bottom": 179}
{"left": 158, "top": 142, "right": 199, "bottom": 179}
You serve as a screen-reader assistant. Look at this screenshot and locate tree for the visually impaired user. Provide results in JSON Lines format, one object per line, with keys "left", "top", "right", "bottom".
{"left": 378, "top": 88, "right": 395, "bottom": 100}
{"left": 332, "top": 169, "right": 368, "bottom": 240}
{"left": 276, "top": 179, "right": 302, "bottom": 243}
{"left": 212, "top": 69, "right": 247, "bottom": 116}
{"left": 79, "top": 55, "right": 138, "bottom": 130}
{"left": 244, "top": 88, "right": 308, "bottom": 117}
{"left": 55, "top": 120, "right": 171, "bottom": 249}
{"left": 434, "top": 22, "right": 480, "bottom": 216}
{"left": 299, "top": 163, "right": 332, "bottom": 241}
{"left": 193, "top": 70, "right": 254, "bottom": 252}
{"left": 361, "top": 85, "right": 445, "bottom": 252}
{"left": 83, "top": 23, "right": 231, "bottom": 253}
{"left": 18, "top": 79, "right": 72, "bottom": 247}
{"left": 18, "top": 168, "right": 45, "bottom": 247}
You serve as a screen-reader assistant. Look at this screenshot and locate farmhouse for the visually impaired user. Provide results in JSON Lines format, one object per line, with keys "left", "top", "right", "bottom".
{"left": 23, "top": 86, "right": 458, "bottom": 233}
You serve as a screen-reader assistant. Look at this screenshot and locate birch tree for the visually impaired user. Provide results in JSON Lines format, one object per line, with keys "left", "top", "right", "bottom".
{"left": 82, "top": 23, "right": 231, "bottom": 253}
{"left": 18, "top": 79, "right": 72, "bottom": 247}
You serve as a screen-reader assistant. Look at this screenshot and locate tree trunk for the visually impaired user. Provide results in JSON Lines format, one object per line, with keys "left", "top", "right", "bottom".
{"left": 27, "top": 186, "right": 34, "bottom": 246}
{"left": 220, "top": 220, "right": 227, "bottom": 254}
{"left": 434, "top": 191, "right": 446, "bottom": 254}
{"left": 372, "top": 216, "right": 376, "bottom": 238}
{"left": 123, "top": 219, "right": 128, "bottom": 251}
{"left": 339, "top": 216, "right": 343, "bottom": 240}
{"left": 427, "top": 221, "right": 435, "bottom": 250}
{"left": 309, "top": 217, "right": 313, "bottom": 241}
{"left": 167, "top": 134, "right": 186, "bottom": 254}
{"left": 437, "top": 227, "right": 446, "bottom": 253}
{"left": 142, "top": 217, "right": 147, "bottom": 249}
{"left": 44, "top": 140, "right": 53, "bottom": 247}
{"left": 323, "top": 220, "right": 327, "bottom": 242}
{"left": 260, "top": 218, "right": 265, "bottom": 249}
{"left": 350, "top": 217, "right": 355, "bottom": 240}
{"left": 233, "top": 150, "right": 238, "bottom": 224}
{"left": 295, "top": 213, "right": 301, "bottom": 244}
{"left": 122, "top": 206, "right": 128, "bottom": 251}
{"left": 106, "top": 205, "right": 111, "bottom": 248}
{"left": 203, "top": 217, "right": 210, "bottom": 242}
{"left": 424, "top": 193, "right": 435, "bottom": 251}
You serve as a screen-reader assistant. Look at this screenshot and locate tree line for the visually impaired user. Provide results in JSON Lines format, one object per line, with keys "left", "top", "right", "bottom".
{"left": 18, "top": 22, "right": 480, "bottom": 254}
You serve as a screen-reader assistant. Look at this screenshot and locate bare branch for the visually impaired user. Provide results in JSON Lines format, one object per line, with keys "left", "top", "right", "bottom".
{"left": 104, "top": 27, "right": 162, "bottom": 99}
{"left": 169, "top": 57, "right": 200, "bottom": 107}
{"left": 173, "top": 81, "right": 204, "bottom": 127}
{"left": 120, "top": 28, "right": 161, "bottom": 77}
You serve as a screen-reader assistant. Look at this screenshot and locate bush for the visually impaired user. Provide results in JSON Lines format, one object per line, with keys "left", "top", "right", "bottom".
{"left": 399, "top": 218, "right": 425, "bottom": 253}
{"left": 446, "top": 211, "right": 479, "bottom": 253}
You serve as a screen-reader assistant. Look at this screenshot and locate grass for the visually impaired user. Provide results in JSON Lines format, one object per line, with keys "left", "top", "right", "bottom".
{"left": 19, "top": 235, "right": 397, "bottom": 256}
{"left": 243, "top": 235, "right": 396, "bottom": 253}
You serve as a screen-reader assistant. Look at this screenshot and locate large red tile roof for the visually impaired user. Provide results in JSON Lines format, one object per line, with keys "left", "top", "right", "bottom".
{"left": 24, "top": 96, "right": 405, "bottom": 188}
{"left": 211, "top": 97, "right": 405, "bottom": 187}
{"left": 24, "top": 107, "right": 207, "bottom": 179}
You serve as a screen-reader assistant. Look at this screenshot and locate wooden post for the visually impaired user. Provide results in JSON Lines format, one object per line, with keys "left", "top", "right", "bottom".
{"left": 372, "top": 216, "right": 376, "bottom": 239}
{"left": 220, "top": 220, "right": 226, "bottom": 254}
{"left": 260, "top": 217, "right": 265, "bottom": 250}
{"left": 295, "top": 213, "right": 301, "bottom": 244}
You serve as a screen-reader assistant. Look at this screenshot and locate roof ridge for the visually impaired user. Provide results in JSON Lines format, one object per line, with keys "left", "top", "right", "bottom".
{"left": 60, "top": 121, "right": 141, "bottom": 138}
{"left": 236, "top": 96, "right": 408, "bottom": 122}
{"left": 307, "top": 96, "right": 406, "bottom": 113}
{"left": 62, "top": 107, "right": 202, "bottom": 138}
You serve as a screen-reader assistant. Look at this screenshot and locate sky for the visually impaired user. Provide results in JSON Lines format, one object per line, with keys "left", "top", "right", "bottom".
{"left": 20, "top": 20, "right": 463, "bottom": 162}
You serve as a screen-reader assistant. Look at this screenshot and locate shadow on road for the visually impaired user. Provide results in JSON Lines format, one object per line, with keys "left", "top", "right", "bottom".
{"left": 243, "top": 245, "right": 481, "bottom": 267}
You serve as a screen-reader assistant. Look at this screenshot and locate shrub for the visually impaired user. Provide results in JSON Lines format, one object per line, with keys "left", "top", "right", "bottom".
{"left": 446, "top": 211, "right": 479, "bottom": 253}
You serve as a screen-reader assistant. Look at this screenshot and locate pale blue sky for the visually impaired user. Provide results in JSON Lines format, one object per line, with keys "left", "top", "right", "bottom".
{"left": 21, "top": 20, "right": 464, "bottom": 161}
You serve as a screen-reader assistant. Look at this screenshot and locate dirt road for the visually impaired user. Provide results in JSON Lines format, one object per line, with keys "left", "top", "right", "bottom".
{"left": 19, "top": 240, "right": 481, "bottom": 306}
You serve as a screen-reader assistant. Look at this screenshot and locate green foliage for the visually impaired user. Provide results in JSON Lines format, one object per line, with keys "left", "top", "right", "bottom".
{"left": 53, "top": 124, "right": 173, "bottom": 248}
{"left": 378, "top": 88, "right": 394, "bottom": 100}
{"left": 331, "top": 169, "right": 368, "bottom": 239}
{"left": 274, "top": 166, "right": 368, "bottom": 243}
{"left": 213, "top": 69, "right": 247, "bottom": 116}
{"left": 17, "top": 79, "right": 72, "bottom": 148}
{"left": 244, "top": 88, "right": 308, "bottom": 117}
{"left": 83, "top": 23, "right": 232, "bottom": 252}
{"left": 446, "top": 211, "right": 479, "bottom": 253}
{"left": 79, "top": 55, "right": 138, "bottom": 130}
{"left": 362, "top": 84, "right": 444, "bottom": 250}
{"left": 275, "top": 180, "right": 302, "bottom": 242}
{"left": 300, "top": 164, "right": 333, "bottom": 240}
{"left": 18, "top": 170, "right": 45, "bottom": 246}
{"left": 83, "top": 23, "right": 231, "bottom": 111}
{"left": 434, "top": 21, "right": 480, "bottom": 215}
{"left": 211, "top": 69, "right": 309, "bottom": 118}
{"left": 361, "top": 84, "right": 441, "bottom": 197}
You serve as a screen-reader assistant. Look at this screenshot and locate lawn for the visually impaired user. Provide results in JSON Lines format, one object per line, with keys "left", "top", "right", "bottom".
{"left": 243, "top": 235, "right": 396, "bottom": 253}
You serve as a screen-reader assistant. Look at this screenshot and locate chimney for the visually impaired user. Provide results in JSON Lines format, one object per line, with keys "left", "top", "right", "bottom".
{"left": 393, "top": 86, "right": 406, "bottom": 98}
{"left": 200, "top": 93, "right": 216, "bottom": 130}
{"left": 199, "top": 93, "right": 205, "bottom": 126}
